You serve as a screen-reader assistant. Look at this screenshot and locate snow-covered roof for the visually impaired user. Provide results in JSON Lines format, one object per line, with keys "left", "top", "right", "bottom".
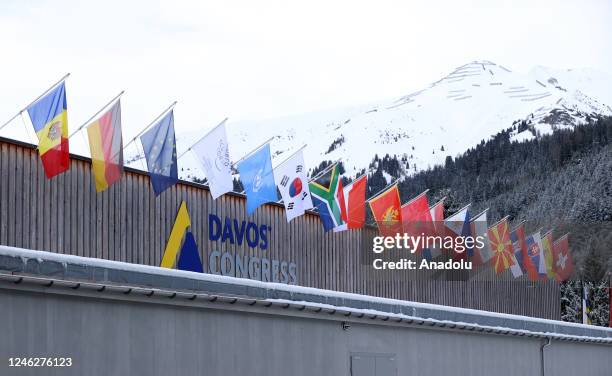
{"left": 0, "top": 245, "right": 611, "bottom": 343}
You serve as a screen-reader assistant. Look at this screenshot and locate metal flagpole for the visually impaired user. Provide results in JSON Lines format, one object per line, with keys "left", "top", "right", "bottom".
{"left": 308, "top": 159, "right": 341, "bottom": 183}
{"left": 470, "top": 207, "right": 490, "bottom": 222}
{"left": 487, "top": 214, "right": 510, "bottom": 229}
{"left": 122, "top": 101, "right": 177, "bottom": 153}
{"left": 0, "top": 73, "right": 71, "bottom": 131}
{"left": 367, "top": 178, "right": 400, "bottom": 202}
{"left": 400, "top": 189, "right": 430, "bottom": 208}
{"left": 231, "top": 136, "right": 275, "bottom": 168}
{"left": 176, "top": 117, "right": 229, "bottom": 160}
{"left": 68, "top": 90, "right": 125, "bottom": 139}
{"left": 272, "top": 144, "right": 307, "bottom": 169}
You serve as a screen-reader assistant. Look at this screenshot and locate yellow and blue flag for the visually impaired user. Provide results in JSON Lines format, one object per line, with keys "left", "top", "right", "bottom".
{"left": 27, "top": 82, "right": 70, "bottom": 178}
{"left": 237, "top": 143, "right": 277, "bottom": 215}
{"left": 140, "top": 110, "right": 178, "bottom": 196}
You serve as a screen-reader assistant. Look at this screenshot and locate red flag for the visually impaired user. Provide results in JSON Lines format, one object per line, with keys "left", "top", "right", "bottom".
{"left": 345, "top": 175, "right": 367, "bottom": 229}
{"left": 401, "top": 191, "right": 432, "bottom": 252}
{"left": 429, "top": 199, "right": 445, "bottom": 223}
{"left": 552, "top": 234, "right": 574, "bottom": 282}
{"left": 487, "top": 217, "right": 515, "bottom": 274}
{"left": 368, "top": 185, "right": 402, "bottom": 236}
{"left": 337, "top": 179, "right": 348, "bottom": 224}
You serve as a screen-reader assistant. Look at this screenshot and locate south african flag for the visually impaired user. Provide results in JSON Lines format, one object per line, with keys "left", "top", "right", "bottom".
{"left": 309, "top": 165, "right": 347, "bottom": 232}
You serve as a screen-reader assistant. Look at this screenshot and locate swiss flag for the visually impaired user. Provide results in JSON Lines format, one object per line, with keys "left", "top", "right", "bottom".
{"left": 552, "top": 234, "right": 574, "bottom": 282}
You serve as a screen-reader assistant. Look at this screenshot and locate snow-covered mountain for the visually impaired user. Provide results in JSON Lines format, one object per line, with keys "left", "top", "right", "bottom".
{"left": 130, "top": 60, "right": 612, "bottom": 182}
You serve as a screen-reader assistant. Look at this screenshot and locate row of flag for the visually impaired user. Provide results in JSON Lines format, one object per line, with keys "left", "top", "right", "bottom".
{"left": 4, "top": 78, "right": 576, "bottom": 283}
{"left": 363, "top": 183, "right": 576, "bottom": 282}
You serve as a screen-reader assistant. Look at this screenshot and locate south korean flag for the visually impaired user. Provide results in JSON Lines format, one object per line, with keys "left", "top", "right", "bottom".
{"left": 273, "top": 149, "right": 313, "bottom": 222}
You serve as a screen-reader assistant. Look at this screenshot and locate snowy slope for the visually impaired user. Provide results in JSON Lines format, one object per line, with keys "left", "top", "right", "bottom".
{"left": 129, "top": 61, "right": 612, "bottom": 182}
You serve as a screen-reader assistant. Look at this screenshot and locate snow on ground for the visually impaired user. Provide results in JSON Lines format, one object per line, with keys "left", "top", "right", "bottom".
{"left": 129, "top": 60, "right": 612, "bottom": 183}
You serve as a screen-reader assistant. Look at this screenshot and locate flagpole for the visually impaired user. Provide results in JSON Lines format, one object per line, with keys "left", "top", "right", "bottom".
{"left": 487, "top": 214, "right": 510, "bottom": 229}
{"left": 367, "top": 178, "right": 400, "bottom": 202}
{"left": 273, "top": 144, "right": 307, "bottom": 169}
{"left": 231, "top": 136, "right": 275, "bottom": 168}
{"left": 68, "top": 90, "right": 125, "bottom": 139}
{"left": 0, "top": 73, "right": 71, "bottom": 131}
{"left": 122, "top": 101, "right": 177, "bottom": 153}
{"left": 400, "top": 189, "right": 429, "bottom": 208}
{"left": 176, "top": 117, "right": 229, "bottom": 160}
{"left": 470, "top": 208, "right": 490, "bottom": 222}
{"left": 429, "top": 196, "right": 446, "bottom": 210}
{"left": 308, "top": 159, "right": 341, "bottom": 183}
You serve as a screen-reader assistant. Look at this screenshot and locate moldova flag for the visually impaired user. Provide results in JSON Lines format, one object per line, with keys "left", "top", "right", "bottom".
{"left": 27, "top": 82, "right": 69, "bottom": 178}
{"left": 86, "top": 100, "right": 123, "bottom": 192}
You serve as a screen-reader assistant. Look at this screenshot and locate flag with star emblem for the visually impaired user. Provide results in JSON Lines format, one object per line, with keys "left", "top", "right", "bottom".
{"left": 273, "top": 149, "right": 313, "bottom": 222}
{"left": 237, "top": 143, "right": 277, "bottom": 215}
{"left": 368, "top": 185, "right": 402, "bottom": 236}
{"left": 27, "top": 81, "right": 70, "bottom": 178}
{"left": 487, "top": 217, "right": 515, "bottom": 274}
{"left": 140, "top": 110, "right": 178, "bottom": 196}
{"left": 552, "top": 234, "right": 574, "bottom": 282}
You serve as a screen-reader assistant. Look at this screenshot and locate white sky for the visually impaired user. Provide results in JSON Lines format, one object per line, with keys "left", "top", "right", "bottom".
{"left": 0, "top": 0, "right": 610, "bottom": 147}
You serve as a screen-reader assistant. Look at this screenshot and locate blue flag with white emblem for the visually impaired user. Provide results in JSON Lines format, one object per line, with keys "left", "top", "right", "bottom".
{"left": 237, "top": 143, "right": 277, "bottom": 215}
{"left": 140, "top": 110, "right": 178, "bottom": 196}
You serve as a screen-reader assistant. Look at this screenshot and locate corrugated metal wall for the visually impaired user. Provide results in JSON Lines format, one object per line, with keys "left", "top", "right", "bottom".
{"left": 0, "top": 137, "right": 561, "bottom": 319}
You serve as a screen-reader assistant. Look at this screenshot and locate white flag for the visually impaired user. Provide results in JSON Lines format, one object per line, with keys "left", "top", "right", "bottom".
{"left": 471, "top": 211, "right": 494, "bottom": 263}
{"left": 191, "top": 120, "right": 233, "bottom": 199}
{"left": 273, "top": 150, "right": 313, "bottom": 222}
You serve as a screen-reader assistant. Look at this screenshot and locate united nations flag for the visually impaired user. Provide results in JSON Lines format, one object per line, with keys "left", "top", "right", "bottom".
{"left": 140, "top": 110, "right": 178, "bottom": 196}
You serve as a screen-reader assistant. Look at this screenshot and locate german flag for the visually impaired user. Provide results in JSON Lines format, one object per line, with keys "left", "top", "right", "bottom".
{"left": 26, "top": 82, "right": 69, "bottom": 178}
{"left": 86, "top": 100, "right": 123, "bottom": 192}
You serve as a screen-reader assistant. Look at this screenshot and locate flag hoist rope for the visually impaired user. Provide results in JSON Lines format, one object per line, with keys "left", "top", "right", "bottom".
{"left": 68, "top": 90, "right": 125, "bottom": 139}
{"left": 176, "top": 117, "right": 229, "bottom": 161}
{"left": 121, "top": 101, "right": 178, "bottom": 154}
{"left": 0, "top": 73, "right": 71, "bottom": 131}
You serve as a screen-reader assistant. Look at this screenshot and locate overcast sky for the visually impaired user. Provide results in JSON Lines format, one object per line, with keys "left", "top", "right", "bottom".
{"left": 0, "top": 0, "right": 610, "bottom": 145}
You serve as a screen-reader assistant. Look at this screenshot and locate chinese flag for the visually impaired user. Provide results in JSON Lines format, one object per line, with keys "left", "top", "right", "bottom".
{"left": 401, "top": 192, "right": 432, "bottom": 252}
{"left": 487, "top": 218, "right": 515, "bottom": 274}
{"left": 552, "top": 234, "right": 574, "bottom": 282}
{"left": 346, "top": 175, "right": 367, "bottom": 229}
{"left": 368, "top": 185, "right": 402, "bottom": 236}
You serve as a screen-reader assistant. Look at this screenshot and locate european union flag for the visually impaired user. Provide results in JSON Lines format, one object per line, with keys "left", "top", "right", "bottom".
{"left": 140, "top": 110, "right": 178, "bottom": 196}
{"left": 237, "top": 143, "right": 277, "bottom": 215}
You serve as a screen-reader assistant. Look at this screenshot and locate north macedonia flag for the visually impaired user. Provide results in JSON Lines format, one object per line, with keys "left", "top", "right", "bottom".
{"left": 487, "top": 217, "right": 515, "bottom": 274}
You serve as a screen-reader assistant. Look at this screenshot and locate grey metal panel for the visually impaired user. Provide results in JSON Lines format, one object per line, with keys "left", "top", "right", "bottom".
{"left": 0, "top": 287, "right": 610, "bottom": 376}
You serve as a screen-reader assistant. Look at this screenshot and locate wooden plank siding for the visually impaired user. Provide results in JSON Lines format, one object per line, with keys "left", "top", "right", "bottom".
{"left": 0, "top": 137, "right": 561, "bottom": 319}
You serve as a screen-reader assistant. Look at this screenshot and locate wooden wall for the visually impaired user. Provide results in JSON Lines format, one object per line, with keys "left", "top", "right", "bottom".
{"left": 0, "top": 137, "right": 561, "bottom": 319}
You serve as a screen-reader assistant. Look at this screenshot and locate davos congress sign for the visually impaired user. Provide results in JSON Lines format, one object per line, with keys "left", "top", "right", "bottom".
{"left": 161, "top": 202, "right": 298, "bottom": 285}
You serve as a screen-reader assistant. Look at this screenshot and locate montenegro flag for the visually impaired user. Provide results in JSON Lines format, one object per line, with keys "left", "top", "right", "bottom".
{"left": 27, "top": 82, "right": 70, "bottom": 178}
{"left": 487, "top": 217, "right": 515, "bottom": 274}
{"left": 368, "top": 185, "right": 402, "bottom": 236}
